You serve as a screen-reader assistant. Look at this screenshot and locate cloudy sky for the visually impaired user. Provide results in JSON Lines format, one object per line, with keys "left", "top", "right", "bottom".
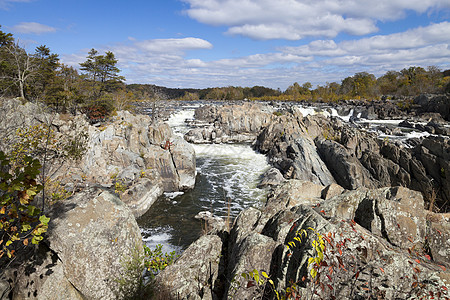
{"left": 1, "top": 0, "right": 449, "bottom": 89}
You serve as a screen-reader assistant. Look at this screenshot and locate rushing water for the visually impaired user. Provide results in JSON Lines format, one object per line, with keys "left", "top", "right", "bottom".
{"left": 138, "top": 107, "right": 270, "bottom": 252}
{"left": 138, "top": 102, "right": 435, "bottom": 253}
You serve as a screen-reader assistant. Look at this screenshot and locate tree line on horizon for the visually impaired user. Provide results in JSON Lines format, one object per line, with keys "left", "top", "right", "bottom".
{"left": 1, "top": 24, "right": 449, "bottom": 121}
{"left": 174, "top": 67, "right": 450, "bottom": 102}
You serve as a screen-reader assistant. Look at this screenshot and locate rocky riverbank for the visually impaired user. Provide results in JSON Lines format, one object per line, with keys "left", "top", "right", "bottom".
{"left": 156, "top": 180, "right": 449, "bottom": 299}
{"left": 154, "top": 96, "right": 450, "bottom": 299}
{"left": 0, "top": 98, "right": 196, "bottom": 299}
{"left": 1, "top": 95, "right": 449, "bottom": 299}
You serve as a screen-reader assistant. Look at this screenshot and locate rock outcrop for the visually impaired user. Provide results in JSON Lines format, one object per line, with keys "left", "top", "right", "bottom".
{"left": 155, "top": 181, "right": 450, "bottom": 299}
{"left": 184, "top": 103, "right": 275, "bottom": 143}
{"left": 414, "top": 94, "right": 450, "bottom": 121}
{"left": 254, "top": 108, "right": 450, "bottom": 212}
{"left": 0, "top": 99, "right": 196, "bottom": 217}
{"left": 9, "top": 188, "right": 144, "bottom": 300}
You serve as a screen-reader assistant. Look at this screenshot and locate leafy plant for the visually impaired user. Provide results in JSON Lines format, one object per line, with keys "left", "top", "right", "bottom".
{"left": 143, "top": 243, "right": 178, "bottom": 280}
{"left": 241, "top": 222, "right": 449, "bottom": 299}
{"left": 114, "top": 179, "right": 128, "bottom": 195}
{"left": 0, "top": 151, "right": 49, "bottom": 259}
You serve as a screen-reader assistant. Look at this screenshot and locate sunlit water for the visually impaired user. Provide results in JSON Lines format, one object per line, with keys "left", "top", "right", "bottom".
{"left": 138, "top": 107, "right": 270, "bottom": 252}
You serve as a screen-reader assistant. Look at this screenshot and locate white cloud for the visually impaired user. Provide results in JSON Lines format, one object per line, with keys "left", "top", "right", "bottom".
{"left": 0, "top": 0, "right": 33, "bottom": 10}
{"left": 11, "top": 22, "right": 57, "bottom": 34}
{"left": 281, "top": 22, "right": 450, "bottom": 57}
{"left": 134, "top": 37, "right": 213, "bottom": 54}
{"left": 61, "top": 22, "right": 450, "bottom": 89}
{"left": 183, "top": 0, "right": 449, "bottom": 40}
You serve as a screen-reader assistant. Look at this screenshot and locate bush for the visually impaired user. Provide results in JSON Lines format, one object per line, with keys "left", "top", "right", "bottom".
{"left": 0, "top": 151, "right": 49, "bottom": 260}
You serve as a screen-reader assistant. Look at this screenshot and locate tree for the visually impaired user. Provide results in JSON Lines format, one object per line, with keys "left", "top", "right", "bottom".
{"left": 2, "top": 42, "right": 36, "bottom": 100}
{"left": 79, "top": 49, "right": 125, "bottom": 121}
{"left": 377, "top": 70, "right": 400, "bottom": 95}
{"left": 30, "top": 45, "right": 59, "bottom": 99}
{"left": 352, "top": 72, "right": 376, "bottom": 98}
{"left": 0, "top": 28, "right": 58, "bottom": 101}
{"left": 80, "top": 48, "right": 124, "bottom": 84}
{"left": 285, "top": 82, "right": 301, "bottom": 100}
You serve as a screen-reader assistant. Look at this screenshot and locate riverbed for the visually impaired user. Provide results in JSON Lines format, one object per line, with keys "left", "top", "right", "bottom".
{"left": 138, "top": 106, "right": 270, "bottom": 252}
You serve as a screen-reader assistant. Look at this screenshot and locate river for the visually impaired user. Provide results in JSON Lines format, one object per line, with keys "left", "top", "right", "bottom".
{"left": 137, "top": 102, "right": 434, "bottom": 253}
{"left": 137, "top": 106, "right": 270, "bottom": 253}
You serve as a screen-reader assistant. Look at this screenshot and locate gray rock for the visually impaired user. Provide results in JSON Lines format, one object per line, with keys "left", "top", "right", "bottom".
{"left": 161, "top": 182, "right": 449, "bottom": 299}
{"left": 170, "top": 135, "right": 196, "bottom": 190}
{"left": 185, "top": 103, "right": 275, "bottom": 143}
{"left": 289, "top": 137, "right": 335, "bottom": 185}
{"left": 120, "top": 175, "right": 164, "bottom": 218}
{"left": 257, "top": 167, "right": 286, "bottom": 188}
{"left": 28, "top": 188, "right": 143, "bottom": 300}
{"left": 12, "top": 248, "right": 85, "bottom": 300}
{"left": 195, "top": 211, "right": 226, "bottom": 233}
{"left": 155, "top": 234, "right": 224, "bottom": 300}
{"left": 321, "top": 183, "right": 345, "bottom": 200}
{"left": 316, "top": 138, "right": 379, "bottom": 190}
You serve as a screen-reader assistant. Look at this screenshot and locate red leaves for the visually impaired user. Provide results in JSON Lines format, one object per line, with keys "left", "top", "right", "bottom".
{"left": 289, "top": 222, "right": 297, "bottom": 232}
{"left": 424, "top": 254, "right": 431, "bottom": 261}
{"left": 328, "top": 266, "right": 334, "bottom": 275}
{"left": 246, "top": 281, "right": 255, "bottom": 288}
{"left": 379, "top": 267, "right": 385, "bottom": 273}
{"left": 438, "top": 265, "right": 447, "bottom": 271}
{"left": 415, "top": 259, "right": 421, "bottom": 264}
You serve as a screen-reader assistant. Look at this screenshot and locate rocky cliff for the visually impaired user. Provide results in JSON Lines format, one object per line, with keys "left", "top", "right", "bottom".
{"left": 0, "top": 98, "right": 196, "bottom": 217}
{"left": 155, "top": 181, "right": 450, "bottom": 299}
{"left": 254, "top": 108, "right": 450, "bottom": 213}
{"left": 3, "top": 188, "right": 144, "bottom": 300}
{"left": 184, "top": 102, "right": 275, "bottom": 143}
{"left": 0, "top": 98, "right": 196, "bottom": 298}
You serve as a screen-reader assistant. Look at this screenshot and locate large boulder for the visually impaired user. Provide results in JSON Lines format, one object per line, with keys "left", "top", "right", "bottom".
{"left": 11, "top": 188, "right": 144, "bottom": 300}
{"left": 154, "top": 234, "right": 224, "bottom": 299}
{"left": 185, "top": 103, "right": 275, "bottom": 143}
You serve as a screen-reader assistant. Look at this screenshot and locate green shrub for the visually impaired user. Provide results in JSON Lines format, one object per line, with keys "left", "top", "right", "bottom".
{"left": 0, "top": 151, "right": 49, "bottom": 259}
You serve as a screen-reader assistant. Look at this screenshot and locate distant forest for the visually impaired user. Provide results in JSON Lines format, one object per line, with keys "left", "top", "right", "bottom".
{"left": 128, "top": 66, "right": 450, "bottom": 102}
{"left": 1, "top": 24, "right": 449, "bottom": 122}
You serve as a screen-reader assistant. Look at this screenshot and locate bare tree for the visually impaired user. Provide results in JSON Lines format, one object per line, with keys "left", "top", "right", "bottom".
{"left": 2, "top": 42, "right": 38, "bottom": 100}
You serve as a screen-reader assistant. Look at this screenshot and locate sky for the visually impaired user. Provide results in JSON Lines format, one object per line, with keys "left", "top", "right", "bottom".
{"left": 1, "top": 0, "right": 449, "bottom": 90}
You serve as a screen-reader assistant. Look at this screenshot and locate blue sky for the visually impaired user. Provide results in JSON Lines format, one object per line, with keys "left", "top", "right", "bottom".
{"left": 1, "top": 0, "right": 449, "bottom": 90}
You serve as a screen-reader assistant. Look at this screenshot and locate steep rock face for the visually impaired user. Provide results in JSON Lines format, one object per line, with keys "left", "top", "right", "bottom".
{"left": 414, "top": 94, "right": 450, "bottom": 121}
{"left": 185, "top": 103, "right": 275, "bottom": 143}
{"left": 11, "top": 188, "right": 144, "bottom": 300}
{"left": 0, "top": 99, "right": 196, "bottom": 217}
{"left": 82, "top": 111, "right": 196, "bottom": 194}
{"left": 254, "top": 107, "right": 450, "bottom": 212}
{"left": 255, "top": 114, "right": 336, "bottom": 186}
{"left": 158, "top": 181, "right": 450, "bottom": 299}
